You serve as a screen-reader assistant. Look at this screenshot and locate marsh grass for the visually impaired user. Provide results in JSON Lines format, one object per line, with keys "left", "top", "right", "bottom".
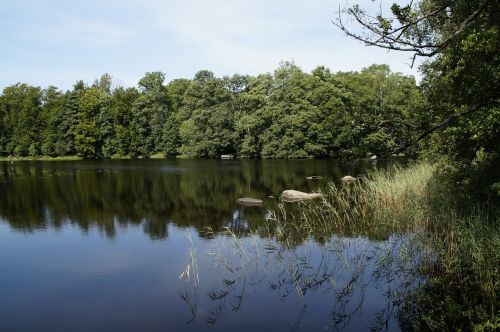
{"left": 179, "top": 162, "right": 498, "bottom": 330}
{"left": 179, "top": 232, "right": 200, "bottom": 324}
{"left": 200, "top": 226, "right": 419, "bottom": 329}
{"left": 264, "top": 162, "right": 436, "bottom": 245}
{"left": 268, "top": 161, "right": 499, "bottom": 330}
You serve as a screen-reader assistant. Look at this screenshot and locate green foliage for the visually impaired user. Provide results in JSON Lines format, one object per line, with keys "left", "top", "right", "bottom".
{"left": 0, "top": 64, "right": 423, "bottom": 160}
{"left": 130, "top": 72, "right": 170, "bottom": 157}
{"left": 413, "top": 0, "right": 500, "bottom": 202}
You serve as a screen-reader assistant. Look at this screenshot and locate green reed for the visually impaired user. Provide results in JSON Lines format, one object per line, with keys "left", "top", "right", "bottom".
{"left": 267, "top": 161, "right": 499, "bottom": 330}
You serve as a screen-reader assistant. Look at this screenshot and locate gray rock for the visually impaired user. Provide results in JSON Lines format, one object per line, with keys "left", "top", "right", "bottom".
{"left": 282, "top": 190, "right": 323, "bottom": 202}
{"left": 237, "top": 197, "right": 263, "bottom": 206}
{"left": 341, "top": 175, "right": 357, "bottom": 182}
{"left": 306, "top": 176, "right": 323, "bottom": 180}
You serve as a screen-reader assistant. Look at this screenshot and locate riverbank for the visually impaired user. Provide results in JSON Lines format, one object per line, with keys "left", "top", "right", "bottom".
{"left": 0, "top": 156, "right": 82, "bottom": 161}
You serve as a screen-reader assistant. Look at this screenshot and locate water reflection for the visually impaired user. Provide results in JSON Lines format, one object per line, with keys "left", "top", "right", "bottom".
{"left": 178, "top": 231, "right": 423, "bottom": 331}
{"left": 0, "top": 159, "right": 386, "bottom": 239}
{"left": 0, "top": 159, "right": 420, "bottom": 331}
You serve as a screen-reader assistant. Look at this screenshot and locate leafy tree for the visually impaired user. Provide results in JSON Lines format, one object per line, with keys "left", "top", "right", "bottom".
{"left": 163, "top": 79, "right": 190, "bottom": 157}
{"left": 75, "top": 86, "right": 108, "bottom": 158}
{"left": 336, "top": 0, "right": 499, "bottom": 199}
{"left": 0, "top": 84, "right": 42, "bottom": 156}
{"left": 39, "top": 86, "right": 64, "bottom": 156}
{"left": 55, "top": 81, "right": 85, "bottom": 156}
{"left": 178, "top": 71, "right": 235, "bottom": 158}
{"left": 111, "top": 87, "right": 139, "bottom": 157}
{"left": 130, "top": 72, "right": 170, "bottom": 157}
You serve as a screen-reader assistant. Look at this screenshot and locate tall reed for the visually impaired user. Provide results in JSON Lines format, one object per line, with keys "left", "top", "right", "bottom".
{"left": 269, "top": 161, "right": 498, "bottom": 330}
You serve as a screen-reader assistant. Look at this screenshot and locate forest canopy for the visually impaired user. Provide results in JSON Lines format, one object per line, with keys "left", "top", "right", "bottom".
{"left": 0, "top": 63, "right": 424, "bottom": 160}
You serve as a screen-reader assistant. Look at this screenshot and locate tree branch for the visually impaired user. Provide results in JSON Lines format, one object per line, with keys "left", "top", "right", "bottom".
{"left": 395, "top": 99, "right": 499, "bottom": 153}
{"left": 333, "top": 0, "right": 492, "bottom": 65}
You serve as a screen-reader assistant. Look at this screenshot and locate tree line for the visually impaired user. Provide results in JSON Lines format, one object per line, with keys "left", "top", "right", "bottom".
{"left": 0, "top": 63, "right": 424, "bottom": 159}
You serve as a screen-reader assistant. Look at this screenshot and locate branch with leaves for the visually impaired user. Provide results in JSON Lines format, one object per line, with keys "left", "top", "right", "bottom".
{"left": 333, "top": 0, "right": 492, "bottom": 66}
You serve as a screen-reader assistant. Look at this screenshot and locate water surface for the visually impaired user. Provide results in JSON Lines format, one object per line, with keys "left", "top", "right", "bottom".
{"left": 0, "top": 159, "right": 416, "bottom": 331}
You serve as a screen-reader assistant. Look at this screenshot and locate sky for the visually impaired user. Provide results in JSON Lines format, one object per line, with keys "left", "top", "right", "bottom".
{"left": 0, "top": 0, "right": 421, "bottom": 90}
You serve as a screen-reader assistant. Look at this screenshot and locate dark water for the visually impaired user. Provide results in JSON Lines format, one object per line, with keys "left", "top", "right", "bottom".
{"left": 0, "top": 159, "right": 417, "bottom": 331}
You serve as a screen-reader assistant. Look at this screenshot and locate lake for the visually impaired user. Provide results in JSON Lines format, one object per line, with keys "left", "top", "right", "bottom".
{"left": 0, "top": 159, "right": 419, "bottom": 331}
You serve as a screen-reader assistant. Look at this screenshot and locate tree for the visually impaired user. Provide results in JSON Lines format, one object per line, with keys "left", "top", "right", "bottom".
{"left": 55, "top": 81, "right": 85, "bottom": 156}
{"left": 336, "top": 0, "right": 499, "bottom": 199}
{"left": 130, "top": 72, "right": 170, "bottom": 157}
{"left": 178, "top": 71, "right": 235, "bottom": 158}
{"left": 39, "top": 86, "right": 64, "bottom": 156}
{"left": 0, "top": 84, "right": 42, "bottom": 156}
{"left": 163, "top": 79, "right": 190, "bottom": 157}
{"left": 111, "top": 87, "right": 139, "bottom": 157}
{"left": 334, "top": 0, "right": 495, "bottom": 65}
{"left": 75, "top": 86, "right": 108, "bottom": 158}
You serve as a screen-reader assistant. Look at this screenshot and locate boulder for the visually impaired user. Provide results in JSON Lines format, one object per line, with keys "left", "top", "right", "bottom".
{"left": 282, "top": 190, "right": 323, "bottom": 202}
{"left": 237, "top": 197, "right": 263, "bottom": 206}
{"left": 341, "top": 175, "right": 357, "bottom": 182}
{"left": 306, "top": 176, "right": 323, "bottom": 180}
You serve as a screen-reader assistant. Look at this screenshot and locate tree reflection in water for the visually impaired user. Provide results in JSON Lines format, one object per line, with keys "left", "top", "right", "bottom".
{"left": 180, "top": 223, "right": 424, "bottom": 331}
{"left": 0, "top": 159, "right": 390, "bottom": 238}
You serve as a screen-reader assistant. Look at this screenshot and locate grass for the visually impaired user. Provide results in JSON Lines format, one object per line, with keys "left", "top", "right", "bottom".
{"left": 264, "top": 162, "right": 436, "bottom": 244}
{"left": 175, "top": 161, "right": 497, "bottom": 329}
{"left": 0, "top": 155, "right": 82, "bottom": 161}
{"left": 267, "top": 161, "right": 499, "bottom": 330}
{"left": 0, "top": 153, "right": 170, "bottom": 161}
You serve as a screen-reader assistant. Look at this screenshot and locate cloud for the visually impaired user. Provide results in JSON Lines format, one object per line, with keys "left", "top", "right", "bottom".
{"left": 0, "top": 0, "right": 421, "bottom": 90}
{"left": 140, "top": 0, "right": 419, "bottom": 76}
{"left": 24, "top": 16, "right": 136, "bottom": 48}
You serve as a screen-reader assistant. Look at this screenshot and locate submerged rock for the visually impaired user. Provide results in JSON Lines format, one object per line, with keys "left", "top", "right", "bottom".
{"left": 341, "top": 175, "right": 357, "bottom": 182}
{"left": 282, "top": 190, "right": 323, "bottom": 202}
{"left": 237, "top": 197, "right": 263, "bottom": 206}
{"left": 306, "top": 176, "right": 323, "bottom": 180}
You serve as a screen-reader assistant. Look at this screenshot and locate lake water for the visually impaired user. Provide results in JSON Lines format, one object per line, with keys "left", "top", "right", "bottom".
{"left": 0, "top": 159, "right": 419, "bottom": 331}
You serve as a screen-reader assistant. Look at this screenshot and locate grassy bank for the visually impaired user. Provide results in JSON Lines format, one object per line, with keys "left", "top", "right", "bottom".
{"left": 0, "top": 156, "right": 82, "bottom": 161}
{"left": 269, "top": 162, "right": 499, "bottom": 330}
{"left": 0, "top": 153, "right": 166, "bottom": 161}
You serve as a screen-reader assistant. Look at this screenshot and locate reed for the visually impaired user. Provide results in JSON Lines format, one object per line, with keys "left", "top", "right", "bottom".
{"left": 268, "top": 161, "right": 499, "bottom": 330}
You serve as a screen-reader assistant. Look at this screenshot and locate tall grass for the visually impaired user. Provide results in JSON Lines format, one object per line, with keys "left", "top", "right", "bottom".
{"left": 269, "top": 161, "right": 498, "bottom": 330}
{"left": 266, "top": 162, "right": 436, "bottom": 244}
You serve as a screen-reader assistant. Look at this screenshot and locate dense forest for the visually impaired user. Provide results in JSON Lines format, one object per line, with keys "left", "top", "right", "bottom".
{"left": 0, "top": 63, "right": 424, "bottom": 160}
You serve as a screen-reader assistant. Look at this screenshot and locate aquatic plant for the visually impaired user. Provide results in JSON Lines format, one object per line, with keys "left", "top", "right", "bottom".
{"left": 270, "top": 162, "right": 499, "bottom": 330}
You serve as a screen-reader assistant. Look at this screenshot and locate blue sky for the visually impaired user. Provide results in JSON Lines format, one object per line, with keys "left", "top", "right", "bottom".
{"left": 0, "top": 0, "right": 420, "bottom": 90}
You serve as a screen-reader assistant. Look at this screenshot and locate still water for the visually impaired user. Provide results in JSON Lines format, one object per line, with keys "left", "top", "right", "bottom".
{"left": 0, "top": 159, "right": 418, "bottom": 331}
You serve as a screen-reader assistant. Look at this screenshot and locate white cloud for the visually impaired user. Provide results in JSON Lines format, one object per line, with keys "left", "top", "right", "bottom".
{"left": 141, "top": 0, "right": 419, "bottom": 77}
{"left": 0, "top": 0, "right": 421, "bottom": 89}
{"left": 26, "top": 16, "right": 136, "bottom": 48}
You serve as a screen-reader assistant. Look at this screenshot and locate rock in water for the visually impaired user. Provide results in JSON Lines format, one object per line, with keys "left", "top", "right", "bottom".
{"left": 306, "top": 176, "right": 323, "bottom": 180}
{"left": 282, "top": 190, "right": 323, "bottom": 202}
{"left": 341, "top": 175, "right": 357, "bottom": 182}
{"left": 237, "top": 197, "right": 263, "bottom": 206}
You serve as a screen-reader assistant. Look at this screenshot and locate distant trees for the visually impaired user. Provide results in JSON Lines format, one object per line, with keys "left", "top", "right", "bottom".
{"left": 0, "top": 64, "right": 424, "bottom": 159}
